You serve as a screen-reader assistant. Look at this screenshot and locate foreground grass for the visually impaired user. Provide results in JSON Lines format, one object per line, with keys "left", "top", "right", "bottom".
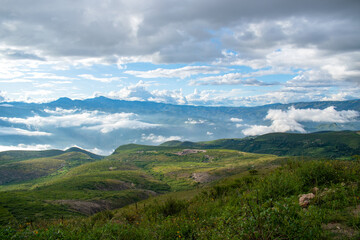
{"left": 2, "top": 159, "right": 360, "bottom": 239}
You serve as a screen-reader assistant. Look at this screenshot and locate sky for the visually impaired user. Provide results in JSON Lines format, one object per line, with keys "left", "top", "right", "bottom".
{"left": 0, "top": 0, "right": 360, "bottom": 106}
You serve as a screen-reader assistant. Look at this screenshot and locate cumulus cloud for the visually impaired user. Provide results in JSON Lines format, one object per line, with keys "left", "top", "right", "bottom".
{"left": 1, "top": 1, "right": 359, "bottom": 106}
{"left": 0, "top": 127, "right": 51, "bottom": 136}
{"left": 0, "top": 110, "right": 160, "bottom": 134}
{"left": 141, "top": 133, "right": 181, "bottom": 144}
{"left": 243, "top": 106, "right": 359, "bottom": 136}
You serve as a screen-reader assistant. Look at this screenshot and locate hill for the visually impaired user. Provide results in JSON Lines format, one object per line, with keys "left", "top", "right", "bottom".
{"left": 0, "top": 147, "right": 103, "bottom": 165}
{"left": 161, "top": 131, "right": 360, "bottom": 158}
{"left": 0, "top": 144, "right": 281, "bottom": 223}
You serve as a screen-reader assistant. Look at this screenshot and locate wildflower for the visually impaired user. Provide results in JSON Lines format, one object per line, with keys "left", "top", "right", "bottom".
{"left": 34, "top": 230, "right": 38, "bottom": 234}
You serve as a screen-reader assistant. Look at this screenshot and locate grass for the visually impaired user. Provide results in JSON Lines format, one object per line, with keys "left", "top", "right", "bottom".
{"left": 1, "top": 159, "right": 360, "bottom": 239}
{"left": 1, "top": 137, "right": 360, "bottom": 239}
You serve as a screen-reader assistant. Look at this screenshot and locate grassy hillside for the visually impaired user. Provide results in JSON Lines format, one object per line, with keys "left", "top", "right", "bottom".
{"left": 0, "top": 145, "right": 281, "bottom": 224}
{"left": 2, "top": 159, "right": 360, "bottom": 239}
{"left": 0, "top": 151, "right": 99, "bottom": 188}
{"left": 162, "top": 131, "right": 360, "bottom": 158}
{"left": 1, "top": 131, "right": 360, "bottom": 239}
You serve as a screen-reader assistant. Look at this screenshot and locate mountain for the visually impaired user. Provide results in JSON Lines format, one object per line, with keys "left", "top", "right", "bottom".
{"left": 0, "top": 97, "right": 359, "bottom": 154}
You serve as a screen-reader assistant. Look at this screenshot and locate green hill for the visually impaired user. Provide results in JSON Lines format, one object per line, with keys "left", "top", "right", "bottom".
{"left": 0, "top": 151, "right": 98, "bottom": 187}
{"left": 0, "top": 147, "right": 103, "bottom": 166}
{"left": 0, "top": 145, "right": 280, "bottom": 223}
{"left": 161, "top": 131, "right": 360, "bottom": 158}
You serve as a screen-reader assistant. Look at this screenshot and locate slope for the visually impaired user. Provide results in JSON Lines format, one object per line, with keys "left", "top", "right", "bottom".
{"left": 0, "top": 145, "right": 281, "bottom": 223}
{"left": 161, "top": 131, "right": 360, "bottom": 158}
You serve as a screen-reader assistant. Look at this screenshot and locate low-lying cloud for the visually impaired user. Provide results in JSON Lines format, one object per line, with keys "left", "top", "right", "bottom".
{"left": 243, "top": 106, "right": 359, "bottom": 136}
{"left": 0, "top": 109, "right": 160, "bottom": 134}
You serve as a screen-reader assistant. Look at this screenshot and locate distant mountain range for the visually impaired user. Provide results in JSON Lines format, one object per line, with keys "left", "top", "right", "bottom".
{"left": 0, "top": 97, "right": 359, "bottom": 154}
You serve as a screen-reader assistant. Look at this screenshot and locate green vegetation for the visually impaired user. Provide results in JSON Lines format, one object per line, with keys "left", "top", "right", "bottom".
{"left": 0, "top": 146, "right": 280, "bottom": 224}
{"left": 161, "top": 130, "right": 360, "bottom": 158}
{"left": 1, "top": 131, "right": 360, "bottom": 239}
{"left": 1, "top": 159, "right": 360, "bottom": 239}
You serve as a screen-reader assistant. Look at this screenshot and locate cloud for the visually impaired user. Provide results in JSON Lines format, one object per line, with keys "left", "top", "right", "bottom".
{"left": 0, "top": 144, "right": 52, "bottom": 152}
{"left": 0, "top": 1, "right": 358, "bottom": 65}
{"left": 0, "top": 110, "right": 160, "bottom": 134}
{"left": 0, "top": 1, "right": 359, "bottom": 106}
{"left": 125, "top": 66, "right": 224, "bottom": 79}
{"left": 44, "top": 108, "right": 79, "bottom": 115}
{"left": 185, "top": 118, "right": 206, "bottom": 125}
{"left": 190, "top": 73, "right": 275, "bottom": 86}
{"left": 230, "top": 117, "right": 243, "bottom": 123}
{"left": 242, "top": 106, "right": 359, "bottom": 136}
{"left": 78, "top": 74, "right": 124, "bottom": 83}
{"left": 0, "top": 127, "right": 51, "bottom": 136}
{"left": 141, "top": 133, "right": 181, "bottom": 144}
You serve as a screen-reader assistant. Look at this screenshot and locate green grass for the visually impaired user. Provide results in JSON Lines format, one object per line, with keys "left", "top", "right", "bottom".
{"left": 2, "top": 159, "right": 360, "bottom": 239}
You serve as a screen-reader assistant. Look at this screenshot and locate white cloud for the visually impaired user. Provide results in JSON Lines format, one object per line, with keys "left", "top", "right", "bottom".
{"left": 0, "top": 144, "right": 52, "bottom": 152}
{"left": 230, "top": 117, "right": 243, "bottom": 123}
{"left": 26, "top": 72, "right": 76, "bottom": 81}
{"left": 185, "top": 118, "right": 206, "bottom": 125}
{"left": 242, "top": 106, "right": 359, "bottom": 136}
{"left": 0, "top": 79, "right": 34, "bottom": 83}
{"left": 0, "top": 110, "right": 160, "bottom": 134}
{"left": 0, "top": 127, "right": 51, "bottom": 136}
{"left": 44, "top": 108, "right": 79, "bottom": 115}
{"left": 125, "top": 66, "right": 224, "bottom": 79}
{"left": 190, "top": 73, "right": 275, "bottom": 86}
{"left": 78, "top": 74, "right": 124, "bottom": 83}
{"left": 141, "top": 133, "right": 181, "bottom": 144}
{"left": 206, "top": 131, "right": 213, "bottom": 136}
